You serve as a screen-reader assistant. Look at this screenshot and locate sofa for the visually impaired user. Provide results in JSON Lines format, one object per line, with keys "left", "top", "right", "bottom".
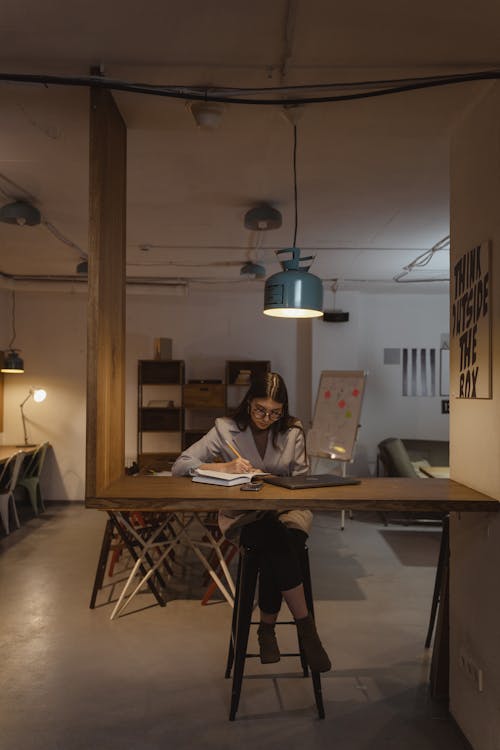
{"left": 376, "top": 437, "right": 449, "bottom": 524}
{"left": 377, "top": 437, "right": 449, "bottom": 478}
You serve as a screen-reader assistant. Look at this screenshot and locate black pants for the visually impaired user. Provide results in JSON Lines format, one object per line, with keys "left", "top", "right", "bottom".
{"left": 239, "top": 513, "right": 307, "bottom": 614}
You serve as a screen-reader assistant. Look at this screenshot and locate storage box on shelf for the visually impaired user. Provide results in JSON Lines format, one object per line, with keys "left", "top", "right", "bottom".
{"left": 137, "top": 359, "right": 185, "bottom": 471}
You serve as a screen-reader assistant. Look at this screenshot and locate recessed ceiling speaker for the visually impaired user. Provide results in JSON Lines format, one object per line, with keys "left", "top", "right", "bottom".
{"left": 323, "top": 310, "right": 349, "bottom": 322}
{"left": 244, "top": 204, "right": 282, "bottom": 231}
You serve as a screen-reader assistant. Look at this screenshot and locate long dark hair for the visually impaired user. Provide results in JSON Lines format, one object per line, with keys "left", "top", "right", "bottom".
{"left": 232, "top": 372, "right": 302, "bottom": 447}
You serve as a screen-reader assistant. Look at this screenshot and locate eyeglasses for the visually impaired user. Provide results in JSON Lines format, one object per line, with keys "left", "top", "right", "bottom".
{"left": 251, "top": 404, "right": 283, "bottom": 421}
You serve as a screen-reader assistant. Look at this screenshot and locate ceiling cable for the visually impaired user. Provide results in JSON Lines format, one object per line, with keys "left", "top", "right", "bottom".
{"left": 0, "top": 69, "right": 499, "bottom": 106}
{"left": 292, "top": 124, "right": 298, "bottom": 247}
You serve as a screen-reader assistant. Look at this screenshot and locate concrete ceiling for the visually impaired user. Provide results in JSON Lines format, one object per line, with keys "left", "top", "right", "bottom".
{"left": 0, "top": 0, "right": 499, "bottom": 294}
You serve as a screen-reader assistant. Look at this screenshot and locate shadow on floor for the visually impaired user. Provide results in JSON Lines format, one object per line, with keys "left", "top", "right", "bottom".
{"left": 379, "top": 529, "right": 441, "bottom": 567}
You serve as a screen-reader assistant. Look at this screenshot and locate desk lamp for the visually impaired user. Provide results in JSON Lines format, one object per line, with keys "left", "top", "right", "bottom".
{"left": 20, "top": 388, "right": 47, "bottom": 446}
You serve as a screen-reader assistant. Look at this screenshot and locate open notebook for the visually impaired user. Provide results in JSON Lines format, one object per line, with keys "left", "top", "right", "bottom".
{"left": 191, "top": 468, "right": 268, "bottom": 486}
{"left": 263, "top": 474, "right": 361, "bottom": 490}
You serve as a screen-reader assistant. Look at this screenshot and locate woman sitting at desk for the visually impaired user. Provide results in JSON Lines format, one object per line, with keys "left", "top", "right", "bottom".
{"left": 172, "top": 371, "right": 331, "bottom": 673}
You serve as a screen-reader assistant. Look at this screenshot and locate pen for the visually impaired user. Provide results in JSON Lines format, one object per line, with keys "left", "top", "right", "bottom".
{"left": 226, "top": 441, "right": 243, "bottom": 460}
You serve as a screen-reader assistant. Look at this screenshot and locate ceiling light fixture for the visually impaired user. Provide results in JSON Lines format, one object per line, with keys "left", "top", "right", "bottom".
{"left": 263, "top": 121, "right": 323, "bottom": 318}
{"left": 240, "top": 261, "right": 266, "bottom": 279}
{"left": 1, "top": 291, "right": 24, "bottom": 373}
{"left": 244, "top": 204, "right": 282, "bottom": 231}
{"left": 188, "top": 101, "right": 225, "bottom": 130}
{"left": 0, "top": 201, "right": 41, "bottom": 226}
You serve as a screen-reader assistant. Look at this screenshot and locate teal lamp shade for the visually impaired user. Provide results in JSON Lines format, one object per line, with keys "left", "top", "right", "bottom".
{"left": 263, "top": 248, "right": 323, "bottom": 318}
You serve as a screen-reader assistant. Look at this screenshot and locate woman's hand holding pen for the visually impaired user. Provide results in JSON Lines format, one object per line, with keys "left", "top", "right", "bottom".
{"left": 224, "top": 441, "right": 254, "bottom": 473}
{"left": 225, "top": 457, "right": 254, "bottom": 473}
{"left": 198, "top": 458, "right": 254, "bottom": 473}
{"left": 198, "top": 441, "right": 255, "bottom": 474}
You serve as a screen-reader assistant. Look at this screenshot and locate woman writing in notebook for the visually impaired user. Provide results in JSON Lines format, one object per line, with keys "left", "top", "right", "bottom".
{"left": 172, "top": 371, "right": 331, "bottom": 672}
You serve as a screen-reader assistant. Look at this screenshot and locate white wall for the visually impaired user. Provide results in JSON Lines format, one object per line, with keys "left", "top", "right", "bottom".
{"left": 1, "top": 282, "right": 450, "bottom": 498}
{"left": 1, "top": 288, "right": 88, "bottom": 500}
{"left": 124, "top": 288, "right": 299, "bottom": 463}
{"left": 449, "top": 82, "right": 500, "bottom": 750}
{"left": 312, "top": 287, "right": 450, "bottom": 475}
{"left": 1, "top": 285, "right": 299, "bottom": 498}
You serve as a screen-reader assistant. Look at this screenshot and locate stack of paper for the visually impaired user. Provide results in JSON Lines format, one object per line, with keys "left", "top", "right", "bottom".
{"left": 192, "top": 468, "right": 265, "bottom": 486}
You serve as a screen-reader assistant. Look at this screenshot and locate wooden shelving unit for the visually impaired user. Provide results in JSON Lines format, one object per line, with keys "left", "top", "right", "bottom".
{"left": 137, "top": 359, "right": 185, "bottom": 470}
{"left": 136, "top": 359, "right": 271, "bottom": 466}
{"left": 182, "top": 382, "right": 226, "bottom": 449}
{"left": 225, "top": 360, "right": 271, "bottom": 410}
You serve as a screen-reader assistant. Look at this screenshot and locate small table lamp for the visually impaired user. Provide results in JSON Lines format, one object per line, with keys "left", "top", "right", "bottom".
{"left": 20, "top": 388, "right": 47, "bottom": 446}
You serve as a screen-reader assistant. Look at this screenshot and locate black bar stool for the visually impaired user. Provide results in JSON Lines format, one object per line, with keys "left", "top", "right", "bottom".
{"left": 225, "top": 543, "right": 325, "bottom": 721}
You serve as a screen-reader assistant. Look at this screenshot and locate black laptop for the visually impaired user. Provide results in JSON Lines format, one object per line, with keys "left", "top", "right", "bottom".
{"left": 263, "top": 474, "right": 361, "bottom": 490}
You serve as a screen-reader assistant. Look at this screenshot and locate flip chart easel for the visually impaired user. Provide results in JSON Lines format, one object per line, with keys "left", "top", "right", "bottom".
{"left": 308, "top": 370, "right": 366, "bottom": 462}
{"left": 308, "top": 370, "right": 367, "bottom": 528}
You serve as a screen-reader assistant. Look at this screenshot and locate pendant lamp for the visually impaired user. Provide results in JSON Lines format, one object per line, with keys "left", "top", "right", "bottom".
{"left": 1, "top": 349, "right": 24, "bottom": 373}
{"left": 263, "top": 123, "right": 323, "bottom": 318}
{"left": 1, "top": 291, "right": 24, "bottom": 373}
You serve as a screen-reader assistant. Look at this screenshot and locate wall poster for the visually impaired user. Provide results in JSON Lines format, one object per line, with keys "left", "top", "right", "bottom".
{"left": 451, "top": 240, "right": 491, "bottom": 399}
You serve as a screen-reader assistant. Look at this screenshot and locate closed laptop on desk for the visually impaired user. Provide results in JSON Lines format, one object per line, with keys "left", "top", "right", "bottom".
{"left": 263, "top": 474, "right": 361, "bottom": 490}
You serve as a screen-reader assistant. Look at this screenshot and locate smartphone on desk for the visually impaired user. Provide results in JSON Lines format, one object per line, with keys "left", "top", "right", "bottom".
{"left": 240, "top": 481, "right": 263, "bottom": 492}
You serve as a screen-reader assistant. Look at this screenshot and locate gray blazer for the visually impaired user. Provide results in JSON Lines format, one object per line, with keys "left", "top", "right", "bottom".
{"left": 171, "top": 417, "right": 312, "bottom": 538}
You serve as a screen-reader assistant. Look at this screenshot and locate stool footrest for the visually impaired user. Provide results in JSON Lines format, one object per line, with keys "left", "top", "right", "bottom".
{"left": 227, "top": 544, "right": 325, "bottom": 720}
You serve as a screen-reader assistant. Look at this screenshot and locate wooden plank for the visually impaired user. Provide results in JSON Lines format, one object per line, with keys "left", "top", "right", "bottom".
{"left": 0, "top": 445, "right": 37, "bottom": 463}
{"left": 86, "top": 87, "right": 127, "bottom": 497}
{"left": 85, "top": 476, "right": 499, "bottom": 513}
{"left": 0, "top": 360, "right": 3, "bottom": 433}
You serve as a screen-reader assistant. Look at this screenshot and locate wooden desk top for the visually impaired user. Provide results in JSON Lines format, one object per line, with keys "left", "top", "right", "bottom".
{"left": 85, "top": 476, "right": 498, "bottom": 513}
{"left": 0, "top": 445, "right": 37, "bottom": 462}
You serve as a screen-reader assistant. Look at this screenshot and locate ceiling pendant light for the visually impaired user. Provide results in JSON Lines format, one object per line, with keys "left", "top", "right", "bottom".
{"left": 240, "top": 261, "right": 266, "bottom": 279}
{"left": 1, "top": 290, "right": 24, "bottom": 373}
{"left": 0, "top": 200, "right": 41, "bottom": 226}
{"left": 263, "top": 123, "right": 323, "bottom": 318}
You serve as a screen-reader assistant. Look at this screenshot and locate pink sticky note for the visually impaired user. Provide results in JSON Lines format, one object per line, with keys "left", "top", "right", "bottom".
{"left": 338, "top": 399, "right": 346, "bottom": 408}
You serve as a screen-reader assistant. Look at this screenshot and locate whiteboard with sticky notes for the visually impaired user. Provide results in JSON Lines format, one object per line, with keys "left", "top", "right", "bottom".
{"left": 307, "top": 370, "right": 367, "bottom": 462}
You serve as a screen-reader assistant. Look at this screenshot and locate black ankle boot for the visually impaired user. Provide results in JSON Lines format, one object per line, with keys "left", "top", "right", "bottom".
{"left": 257, "top": 622, "right": 281, "bottom": 664}
{"left": 295, "top": 613, "right": 332, "bottom": 673}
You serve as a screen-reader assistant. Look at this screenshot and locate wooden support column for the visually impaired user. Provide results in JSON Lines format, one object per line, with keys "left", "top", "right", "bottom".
{"left": 296, "top": 318, "right": 313, "bottom": 429}
{"left": 86, "top": 87, "right": 127, "bottom": 497}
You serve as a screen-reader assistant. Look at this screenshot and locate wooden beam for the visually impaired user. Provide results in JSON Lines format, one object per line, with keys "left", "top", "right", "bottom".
{"left": 86, "top": 87, "right": 127, "bottom": 497}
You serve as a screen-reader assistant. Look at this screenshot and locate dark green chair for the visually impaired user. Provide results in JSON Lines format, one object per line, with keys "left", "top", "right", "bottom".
{"left": 17, "top": 442, "right": 49, "bottom": 515}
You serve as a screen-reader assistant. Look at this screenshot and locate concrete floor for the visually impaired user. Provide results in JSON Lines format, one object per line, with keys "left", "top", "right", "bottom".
{"left": 0, "top": 504, "right": 471, "bottom": 750}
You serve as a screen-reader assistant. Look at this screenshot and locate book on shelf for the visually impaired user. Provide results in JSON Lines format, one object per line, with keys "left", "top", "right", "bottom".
{"left": 191, "top": 467, "right": 268, "bottom": 486}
